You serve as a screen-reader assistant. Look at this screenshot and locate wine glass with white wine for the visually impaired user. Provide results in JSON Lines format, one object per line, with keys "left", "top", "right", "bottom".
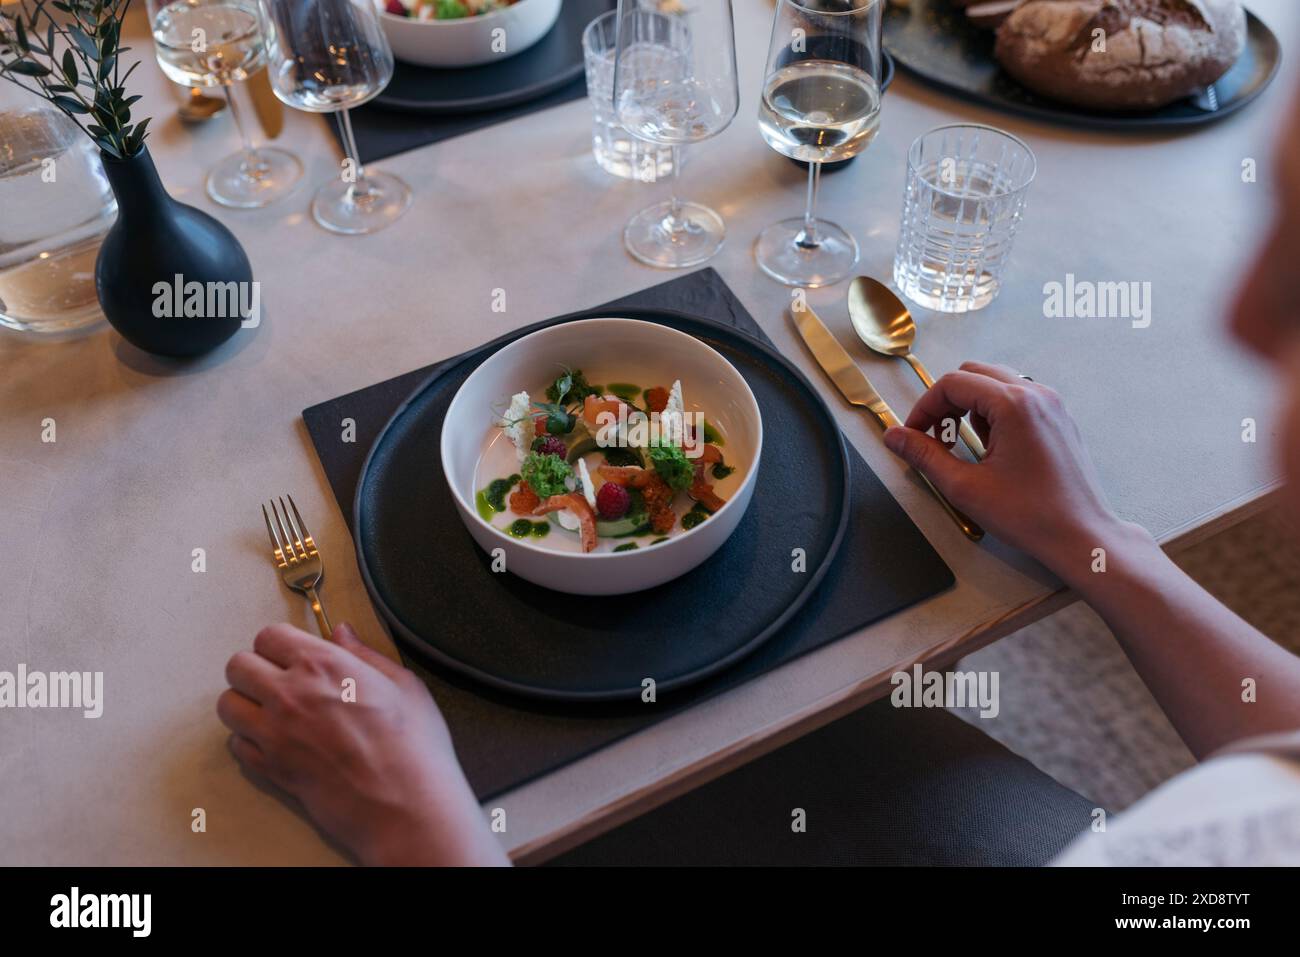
{"left": 149, "top": 0, "right": 302, "bottom": 208}
{"left": 755, "top": 0, "right": 883, "bottom": 288}
{"left": 260, "top": 0, "right": 410, "bottom": 236}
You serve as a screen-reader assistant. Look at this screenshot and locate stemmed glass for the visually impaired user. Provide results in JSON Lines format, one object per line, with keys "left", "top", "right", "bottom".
{"left": 149, "top": 0, "right": 302, "bottom": 208}
{"left": 260, "top": 0, "right": 411, "bottom": 235}
{"left": 613, "top": 0, "right": 739, "bottom": 269}
{"left": 755, "top": 0, "right": 883, "bottom": 287}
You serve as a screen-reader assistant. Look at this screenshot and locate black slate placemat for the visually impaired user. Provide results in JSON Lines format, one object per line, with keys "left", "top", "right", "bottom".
{"left": 331, "top": 74, "right": 588, "bottom": 166}
{"left": 303, "top": 268, "right": 954, "bottom": 800}
{"left": 329, "top": 0, "right": 616, "bottom": 165}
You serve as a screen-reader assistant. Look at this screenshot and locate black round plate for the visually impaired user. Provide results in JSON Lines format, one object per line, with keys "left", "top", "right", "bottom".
{"left": 884, "top": 0, "right": 1282, "bottom": 131}
{"left": 374, "top": 0, "right": 614, "bottom": 114}
{"left": 352, "top": 308, "right": 851, "bottom": 703}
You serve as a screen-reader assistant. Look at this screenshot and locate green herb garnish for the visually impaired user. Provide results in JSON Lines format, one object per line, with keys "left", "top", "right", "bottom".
{"left": 521, "top": 452, "right": 571, "bottom": 499}
{"left": 613, "top": 542, "right": 638, "bottom": 552}
{"left": 648, "top": 442, "right": 695, "bottom": 493}
{"left": 434, "top": 0, "right": 469, "bottom": 19}
{"left": 532, "top": 401, "right": 575, "bottom": 435}
{"left": 711, "top": 463, "right": 735, "bottom": 480}
{"left": 546, "top": 367, "right": 601, "bottom": 406}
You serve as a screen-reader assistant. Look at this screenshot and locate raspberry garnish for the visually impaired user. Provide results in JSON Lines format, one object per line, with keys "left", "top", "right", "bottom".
{"left": 596, "top": 482, "right": 631, "bottom": 521}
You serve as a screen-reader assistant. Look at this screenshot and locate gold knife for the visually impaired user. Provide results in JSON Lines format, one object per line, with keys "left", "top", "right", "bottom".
{"left": 790, "top": 305, "right": 984, "bottom": 542}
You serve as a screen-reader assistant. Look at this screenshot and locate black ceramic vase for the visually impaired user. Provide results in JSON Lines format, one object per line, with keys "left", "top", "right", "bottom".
{"left": 95, "top": 147, "right": 253, "bottom": 358}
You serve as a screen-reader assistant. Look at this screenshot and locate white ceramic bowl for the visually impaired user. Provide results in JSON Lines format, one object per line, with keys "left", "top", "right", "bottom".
{"left": 441, "top": 318, "right": 763, "bottom": 596}
{"left": 378, "top": 0, "right": 562, "bottom": 68}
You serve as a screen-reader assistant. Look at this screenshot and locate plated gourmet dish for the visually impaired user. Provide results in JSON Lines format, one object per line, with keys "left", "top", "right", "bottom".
{"left": 473, "top": 367, "right": 743, "bottom": 555}
{"left": 375, "top": 0, "right": 562, "bottom": 69}
{"left": 380, "top": 0, "right": 522, "bottom": 19}
{"left": 441, "top": 317, "right": 762, "bottom": 594}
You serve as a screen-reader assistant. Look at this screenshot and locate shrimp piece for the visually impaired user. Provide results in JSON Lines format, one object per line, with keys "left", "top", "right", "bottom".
{"left": 532, "top": 493, "right": 597, "bottom": 552}
{"left": 582, "top": 394, "right": 625, "bottom": 428}
{"left": 597, "top": 464, "right": 654, "bottom": 488}
{"left": 689, "top": 463, "right": 727, "bottom": 513}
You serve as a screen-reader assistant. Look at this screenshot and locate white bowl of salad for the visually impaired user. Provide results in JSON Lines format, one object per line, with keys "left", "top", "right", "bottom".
{"left": 441, "top": 318, "right": 763, "bottom": 596}
{"left": 376, "top": 0, "right": 563, "bottom": 68}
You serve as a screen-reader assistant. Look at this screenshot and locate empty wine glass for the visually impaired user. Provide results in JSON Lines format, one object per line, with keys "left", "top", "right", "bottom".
{"left": 755, "top": 0, "right": 883, "bottom": 287}
{"left": 613, "top": 0, "right": 739, "bottom": 269}
{"left": 261, "top": 0, "right": 410, "bottom": 235}
{"left": 149, "top": 0, "right": 302, "bottom": 208}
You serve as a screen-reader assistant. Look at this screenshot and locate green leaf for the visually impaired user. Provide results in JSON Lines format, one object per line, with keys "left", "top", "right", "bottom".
{"left": 6, "top": 60, "right": 51, "bottom": 77}
{"left": 14, "top": 16, "right": 28, "bottom": 52}
{"left": 51, "top": 94, "right": 89, "bottom": 114}
{"left": 62, "top": 48, "right": 77, "bottom": 85}
{"left": 97, "top": 53, "right": 114, "bottom": 81}
{"left": 68, "top": 25, "right": 99, "bottom": 61}
{"left": 126, "top": 116, "right": 150, "bottom": 154}
{"left": 95, "top": 136, "right": 121, "bottom": 159}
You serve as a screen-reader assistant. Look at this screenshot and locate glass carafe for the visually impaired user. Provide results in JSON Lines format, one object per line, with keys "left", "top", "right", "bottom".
{"left": 0, "top": 82, "right": 116, "bottom": 336}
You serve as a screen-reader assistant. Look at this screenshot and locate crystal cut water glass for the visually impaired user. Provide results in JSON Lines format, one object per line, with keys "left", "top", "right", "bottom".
{"left": 583, "top": 9, "right": 675, "bottom": 183}
{"left": 893, "top": 123, "right": 1037, "bottom": 314}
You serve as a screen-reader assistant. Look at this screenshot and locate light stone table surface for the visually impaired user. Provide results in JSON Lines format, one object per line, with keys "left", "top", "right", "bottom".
{"left": 2, "top": 3, "right": 1296, "bottom": 864}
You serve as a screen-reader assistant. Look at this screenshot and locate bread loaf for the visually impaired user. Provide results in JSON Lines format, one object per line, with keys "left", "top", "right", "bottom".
{"left": 994, "top": 0, "right": 1246, "bottom": 110}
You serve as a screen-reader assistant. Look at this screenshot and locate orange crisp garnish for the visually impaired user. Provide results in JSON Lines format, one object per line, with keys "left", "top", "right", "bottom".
{"left": 641, "top": 474, "right": 677, "bottom": 533}
{"left": 509, "top": 480, "right": 540, "bottom": 515}
{"left": 644, "top": 386, "right": 670, "bottom": 414}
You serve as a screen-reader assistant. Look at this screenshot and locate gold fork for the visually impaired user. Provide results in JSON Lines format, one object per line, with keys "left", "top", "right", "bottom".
{"left": 262, "top": 495, "right": 332, "bottom": 640}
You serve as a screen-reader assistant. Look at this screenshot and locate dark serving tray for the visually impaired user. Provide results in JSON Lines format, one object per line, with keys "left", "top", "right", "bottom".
{"left": 884, "top": 0, "right": 1282, "bottom": 131}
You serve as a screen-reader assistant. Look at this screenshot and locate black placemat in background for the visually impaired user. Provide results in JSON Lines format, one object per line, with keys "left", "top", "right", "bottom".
{"left": 302, "top": 268, "right": 954, "bottom": 800}
{"left": 330, "top": 0, "right": 615, "bottom": 165}
{"left": 332, "top": 74, "right": 588, "bottom": 166}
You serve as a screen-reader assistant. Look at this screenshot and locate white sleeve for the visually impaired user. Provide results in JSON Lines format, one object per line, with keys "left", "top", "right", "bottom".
{"left": 1052, "top": 753, "right": 1300, "bottom": 866}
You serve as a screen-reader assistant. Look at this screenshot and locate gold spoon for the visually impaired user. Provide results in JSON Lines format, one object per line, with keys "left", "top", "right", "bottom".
{"left": 178, "top": 88, "right": 226, "bottom": 123}
{"left": 847, "top": 275, "right": 987, "bottom": 461}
